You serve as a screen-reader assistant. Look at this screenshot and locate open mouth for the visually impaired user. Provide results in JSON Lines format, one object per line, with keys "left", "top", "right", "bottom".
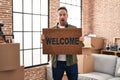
{"left": 61, "top": 19, "right": 64, "bottom": 22}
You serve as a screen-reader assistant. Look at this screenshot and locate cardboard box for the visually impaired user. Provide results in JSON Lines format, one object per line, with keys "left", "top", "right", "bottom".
{"left": 91, "top": 37, "right": 105, "bottom": 49}
{"left": 0, "top": 66, "right": 24, "bottom": 80}
{"left": 91, "top": 49, "right": 101, "bottom": 53}
{"left": 82, "top": 47, "right": 101, "bottom": 54}
{"left": 0, "top": 43, "right": 20, "bottom": 71}
{"left": 77, "top": 55, "right": 94, "bottom": 73}
{"left": 82, "top": 47, "right": 91, "bottom": 54}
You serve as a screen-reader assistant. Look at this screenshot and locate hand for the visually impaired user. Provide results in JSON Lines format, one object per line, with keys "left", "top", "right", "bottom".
{"left": 79, "top": 37, "right": 84, "bottom": 42}
{"left": 41, "top": 34, "right": 45, "bottom": 43}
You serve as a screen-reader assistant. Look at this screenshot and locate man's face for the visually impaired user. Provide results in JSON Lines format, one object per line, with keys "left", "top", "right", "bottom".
{"left": 57, "top": 9, "right": 68, "bottom": 26}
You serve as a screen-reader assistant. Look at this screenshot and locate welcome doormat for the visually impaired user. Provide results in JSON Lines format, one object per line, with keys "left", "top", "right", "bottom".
{"left": 43, "top": 28, "right": 82, "bottom": 54}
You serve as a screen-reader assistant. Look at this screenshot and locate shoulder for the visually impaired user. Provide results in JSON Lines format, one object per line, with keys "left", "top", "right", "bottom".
{"left": 52, "top": 25, "right": 57, "bottom": 29}
{"left": 67, "top": 24, "right": 77, "bottom": 28}
{"left": 52, "top": 24, "right": 77, "bottom": 28}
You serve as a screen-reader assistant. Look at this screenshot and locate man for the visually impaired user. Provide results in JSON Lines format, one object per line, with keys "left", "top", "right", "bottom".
{"left": 41, "top": 7, "right": 82, "bottom": 80}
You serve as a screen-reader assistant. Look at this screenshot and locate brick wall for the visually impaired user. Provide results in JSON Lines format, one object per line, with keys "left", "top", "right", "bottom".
{"left": 0, "top": 0, "right": 12, "bottom": 35}
{"left": 93, "top": 0, "right": 120, "bottom": 43}
{"left": 82, "top": 0, "right": 120, "bottom": 43}
{"left": 82, "top": 0, "right": 94, "bottom": 35}
{"left": 49, "top": 0, "right": 60, "bottom": 28}
{"left": 24, "top": 66, "right": 47, "bottom": 80}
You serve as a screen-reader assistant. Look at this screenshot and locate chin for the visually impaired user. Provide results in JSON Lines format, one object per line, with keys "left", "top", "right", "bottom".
{"left": 60, "top": 22, "right": 66, "bottom": 26}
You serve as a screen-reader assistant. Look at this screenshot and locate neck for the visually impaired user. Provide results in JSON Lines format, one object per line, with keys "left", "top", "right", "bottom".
{"left": 58, "top": 22, "right": 67, "bottom": 26}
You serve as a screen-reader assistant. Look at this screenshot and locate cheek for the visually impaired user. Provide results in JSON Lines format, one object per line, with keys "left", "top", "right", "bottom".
{"left": 59, "top": 18, "right": 61, "bottom": 21}
{"left": 64, "top": 17, "right": 68, "bottom": 21}
{"left": 57, "top": 17, "right": 61, "bottom": 21}
{"left": 59, "top": 17, "right": 63, "bottom": 21}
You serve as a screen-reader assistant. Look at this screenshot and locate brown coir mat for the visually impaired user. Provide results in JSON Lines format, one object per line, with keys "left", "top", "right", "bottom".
{"left": 43, "top": 28, "right": 82, "bottom": 54}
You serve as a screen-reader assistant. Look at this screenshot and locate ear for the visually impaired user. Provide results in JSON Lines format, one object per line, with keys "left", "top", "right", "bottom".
{"left": 67, "top": 13, "right": 68, "bottom": 17}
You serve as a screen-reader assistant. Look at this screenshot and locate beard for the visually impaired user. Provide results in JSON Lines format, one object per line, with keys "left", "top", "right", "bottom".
{"left": 59, "top": 19, "right": 67, "bottom": 26}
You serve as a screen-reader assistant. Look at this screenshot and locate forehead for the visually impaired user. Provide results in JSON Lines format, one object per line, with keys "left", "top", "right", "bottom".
{"left": 58, "top": 9, "right": 67, "bottom": 14}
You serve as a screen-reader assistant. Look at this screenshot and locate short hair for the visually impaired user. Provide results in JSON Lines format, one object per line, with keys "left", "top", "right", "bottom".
{"left": 57, "top": 7, "right": 68, "bottom": 13}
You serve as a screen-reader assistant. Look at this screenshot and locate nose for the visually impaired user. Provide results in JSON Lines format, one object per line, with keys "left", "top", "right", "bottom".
{"left": 61, "top": 15, "right": 64, "bottom": 18}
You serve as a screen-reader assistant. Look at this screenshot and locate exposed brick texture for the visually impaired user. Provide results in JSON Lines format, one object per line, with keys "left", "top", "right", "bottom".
{"left": 0, "top": 0, "right": 12, "bottom": 35}
{"left": 82, "top": 0, "right": 94, "bottom": 35}
{"left": 82, "top": 0, "right": 120, "bottom": 43}
{"left": 24, "top": 66, "right": 47, "bottom": 80}
{"left": 49, "top": 0, "right": 60, "bottom": 28}
{"left": 93, "top": 0, "right": 120, "bottom": 43}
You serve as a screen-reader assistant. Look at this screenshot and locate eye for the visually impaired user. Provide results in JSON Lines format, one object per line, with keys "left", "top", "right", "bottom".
{"left": 59, "top": 14, "right": 62, "bottom": 16}
{"left": 63, "top": 14, "right": 66, "bottom": 16}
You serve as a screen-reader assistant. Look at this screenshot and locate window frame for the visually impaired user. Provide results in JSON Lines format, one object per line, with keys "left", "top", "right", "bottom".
{"left": 12, "top": 0, "right": 49, "bottom": 68}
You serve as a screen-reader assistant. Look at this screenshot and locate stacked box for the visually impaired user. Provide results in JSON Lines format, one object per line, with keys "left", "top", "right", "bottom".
{"left": 77, "top": 55, "right": 94, "bottom": 73}
{"left": 82, "top": 37, "right": 105, "bottom": 54}
{"left": 91, "top": 37, "right": 105, "bottom": 49}
{"left": 82, "top": 47, "right": 91, "bottom": 54}
{"left": 91, "top": 49, "right": 102, "bottom": 53}
{"left": 0, "top": 43, "right": 24, "bottom": 80}
{"left": 0, "top": 66, "right": 24, "bottom": 80}
{"left": 0, "top": 43, "right": 20, "bottom": 71}
{"left": 91, "top": 37, "right": 105, "bottom": 53}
